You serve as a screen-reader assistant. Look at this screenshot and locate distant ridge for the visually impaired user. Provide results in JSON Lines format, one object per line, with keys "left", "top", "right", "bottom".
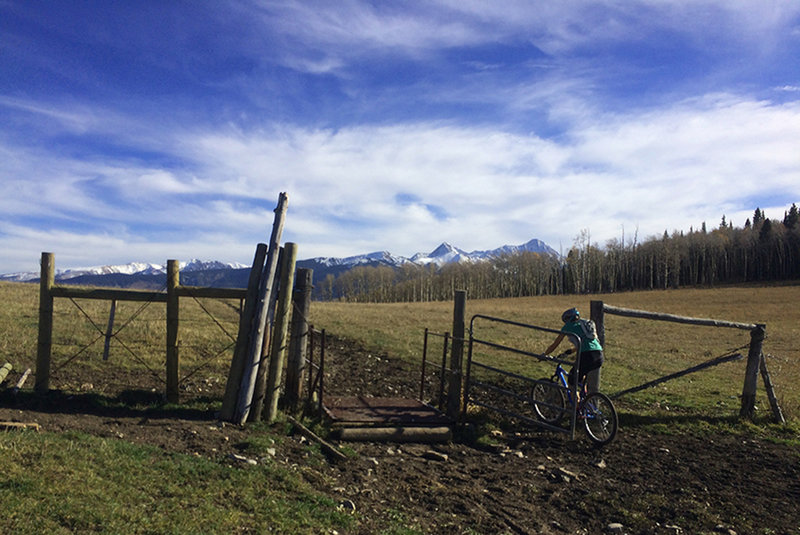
{"left": 0, "top": 238, "right": 558, "bottom": 290}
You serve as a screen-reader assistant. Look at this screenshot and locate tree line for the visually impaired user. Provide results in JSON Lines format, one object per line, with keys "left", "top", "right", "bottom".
{"left": 317, "top": 204, "right": 800, "bottom": 302}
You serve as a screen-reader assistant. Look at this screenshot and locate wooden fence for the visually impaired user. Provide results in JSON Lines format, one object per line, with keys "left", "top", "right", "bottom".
{"left": 34, "top": 252, "right": 246, "bottom": 402}
{"left": 590, "top": 300, "right": 784, "bottom": 423}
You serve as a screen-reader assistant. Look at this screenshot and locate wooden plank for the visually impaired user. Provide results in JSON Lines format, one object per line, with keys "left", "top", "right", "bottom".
{"left": 603, "top": 304, "right": 756, "bottom": 331}
{"left": 0, "top": 422, "right": 40, "bottom": 431}
{"left": 175, "top": 286, "right": 247, "bottom": 299}
{"left": 287, "top": 416, "right": 347, "bottom": 462}
{"left": 335, "top": 426, "right": 453, "bottom": 443}
{"left": 51, "top": 286, "right": 167, "bottom": 302}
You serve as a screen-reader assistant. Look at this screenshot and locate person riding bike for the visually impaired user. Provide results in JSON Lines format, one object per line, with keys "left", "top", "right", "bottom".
{"left": 543, "top": 307, "right": 604, "bottom": 390}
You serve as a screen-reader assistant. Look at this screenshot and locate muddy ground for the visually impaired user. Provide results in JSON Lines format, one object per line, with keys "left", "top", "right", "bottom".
{"left": 1, "top": 335, "right": 799, "bottom": 535}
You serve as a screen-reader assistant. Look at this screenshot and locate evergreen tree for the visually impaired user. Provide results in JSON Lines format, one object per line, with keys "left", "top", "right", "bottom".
{"left": 783, "top": 203, "right": 799, "bottom": 229}
{"left": 753, "top": 207, "right": 765, "bottom": 227}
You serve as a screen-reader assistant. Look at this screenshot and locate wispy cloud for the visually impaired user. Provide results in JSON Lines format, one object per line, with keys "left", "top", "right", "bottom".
{"left": 0, "top": 1, "right": 798, "bottom": 273}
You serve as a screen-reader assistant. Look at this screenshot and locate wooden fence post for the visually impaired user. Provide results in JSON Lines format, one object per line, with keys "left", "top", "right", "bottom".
{"left": 236, "top": 193, "right": 288, "bottom": 424}
{"left": 35, "top": 252, "right": 55, "bottom": 393}
{"left": 446, "top": 290, "right": 466, "bottom": 420}
{"left": 166, "top": 259, "right": 180, "bottom": 403}
{"left": 740, "top": 324, "right": 766, "bottom": 419}
{"left": 220, "top": 243, "right": 267, "bottom": 421}
{"left": 588, "top": 300, "right": 604, "bottom": 393}
{"left": 263, "top": 242, "right": 298, "bottom": 423}
{"left": 285, "top": 267, "right": 313, "bottom": 412}
{"left": 102, "top": 300, "right": 117, "bottom": 361}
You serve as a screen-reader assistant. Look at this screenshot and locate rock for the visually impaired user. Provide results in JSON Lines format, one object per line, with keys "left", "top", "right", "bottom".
{"left": 228, "top": 453, "right": 257, "bottom": 465}
{"left": 423, "top": 450, "right": 449, "bottom": 462}
{"left": 338, "top": 499, "right": 356, "bottom": 513}
{"left": 557, "top": 467, "right": 580, "bottom": 482}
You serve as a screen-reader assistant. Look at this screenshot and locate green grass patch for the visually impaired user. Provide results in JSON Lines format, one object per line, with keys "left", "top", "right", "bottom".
{"left": 0, "top": 429, "right": 353, "bottom": 534}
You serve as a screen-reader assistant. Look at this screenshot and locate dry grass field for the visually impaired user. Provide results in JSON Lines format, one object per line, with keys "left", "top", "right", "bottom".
{"left": 310, "top": 283, "right": 800, "bottom": 421}
{"left": 2, "top": 280, "right": 797, "bottom": 421}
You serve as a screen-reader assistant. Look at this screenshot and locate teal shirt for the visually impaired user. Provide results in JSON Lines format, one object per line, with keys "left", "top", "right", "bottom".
{"left": 561, "top": 320, "right": 603, "bottom": 353}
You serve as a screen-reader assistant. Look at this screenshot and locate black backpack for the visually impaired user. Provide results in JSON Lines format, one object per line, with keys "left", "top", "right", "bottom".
{"left": 579, "top": 319, "right": 597, "bottom": 340}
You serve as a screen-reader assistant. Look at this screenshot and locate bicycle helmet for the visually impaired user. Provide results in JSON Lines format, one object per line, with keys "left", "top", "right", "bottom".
{"left": 561, "top": 307, "right": 580, "bottom": 323}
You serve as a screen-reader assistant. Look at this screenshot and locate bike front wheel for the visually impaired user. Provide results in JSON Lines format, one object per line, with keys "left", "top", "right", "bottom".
{"left": 530, "top": 378, "right": 567, "bottom": 425}
{"left": 581, "top": 392, "right": 618, "bottom": 446}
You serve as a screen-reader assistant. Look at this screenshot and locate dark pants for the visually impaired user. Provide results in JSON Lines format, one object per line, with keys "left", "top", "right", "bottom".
{"left": 568, "top": 350, "right": 604, "bottom": 387}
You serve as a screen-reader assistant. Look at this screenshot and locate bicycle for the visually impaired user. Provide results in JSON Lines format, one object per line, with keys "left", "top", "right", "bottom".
{"left": 530, "top": 350, "right": 618, "bottom": 445}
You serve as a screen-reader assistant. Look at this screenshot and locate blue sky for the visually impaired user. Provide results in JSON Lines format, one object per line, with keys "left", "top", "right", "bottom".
{"left": 1, "top": 1, "right": 799, "bottom": 274}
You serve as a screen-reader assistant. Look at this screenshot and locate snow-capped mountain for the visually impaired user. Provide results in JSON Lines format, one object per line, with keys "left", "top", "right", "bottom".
{"left": 0, "top": 259, "right": 248, "bottom": 283}
{"left": 0, "top": 239, "right": 556, "bottom": 284}
{"left": 310, "top": 238, "right": 558, "bottom": 269}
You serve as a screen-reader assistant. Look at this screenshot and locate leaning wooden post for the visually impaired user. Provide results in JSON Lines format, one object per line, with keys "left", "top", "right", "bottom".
{"left": 285, "top": 267, "right": 313, "bottom": 412}
{"left": 166, "top": 259, "right": 180, "bottom": 403}
{"left": 759, "top": 352, "right": 785, "bottom": 424}
{"left": 446, "top": 290, "right": 466, "bottom": 420}
{"left": 35, "top": 252, "right": 55, "bottom": 393}
{"left": 220, "top": 243, "right": 268, "bottom": 421}
{"left": 263, "top": 242, "right": 298, "bottom": 423}
{"left": 588, "top": 300, "right": 604, "bottom": 393}
{"left": 235, "top": 192, "right": 289, "bottom": 425}
{"left": 739, "top": 324, "right": 766, "bottom": 419}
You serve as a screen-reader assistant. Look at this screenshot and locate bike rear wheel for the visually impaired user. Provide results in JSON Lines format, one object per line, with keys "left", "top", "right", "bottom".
{"left": 530, "top": 378, "right": 567, "bottom": 425}
{"left": 581, "top": 392, "right": 618, "bottom": 445}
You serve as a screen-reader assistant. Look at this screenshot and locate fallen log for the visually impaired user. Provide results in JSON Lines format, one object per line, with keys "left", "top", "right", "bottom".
{"left": 334, "top": 426, "right": 453, "bottom": 443}
{"left": 0, "top": 362, "right": 11, "bottom": 384}
{"left": 0, "top": 422, "right": 40, "bottom": 431}
{"left": 286, "top": 416, "right": 347, "bottom": 462}
{"left": 12, "top": 368, "right": 32, "bottom": 395}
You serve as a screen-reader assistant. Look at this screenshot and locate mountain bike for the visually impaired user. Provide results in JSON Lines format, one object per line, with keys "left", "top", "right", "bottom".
{"left": 530, "top": 351, "right": 618, "bottom": 445}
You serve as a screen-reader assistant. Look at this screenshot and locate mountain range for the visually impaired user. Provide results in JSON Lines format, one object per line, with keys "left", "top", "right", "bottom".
{"left": 0, "top": 238, "right": 557, "bottom": 291}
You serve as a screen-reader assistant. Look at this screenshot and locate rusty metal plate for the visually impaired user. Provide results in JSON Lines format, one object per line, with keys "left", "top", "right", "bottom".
{"left": 323, "top": 396, "right": 451, "bottom": 425}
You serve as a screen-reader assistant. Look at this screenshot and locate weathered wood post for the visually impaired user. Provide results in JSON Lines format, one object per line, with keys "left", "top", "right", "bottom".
{"left": 285, "top": 267, "right": 313, "bottom": 412}
{"left": 446, "top": 290, "right": 466, "bottom": 420}
{"left": 35, "top": 252, "right": 55, "bottom": 393}
{"left": 740, "top": 323, "right": 766, "bottom": 419}
{"left": 0, "top": 362, "right": 12, "bottom": 384}
{"left": 263, "top": 242, "right": 298, "bottom": 423}
{"left": 588, "top": 300, "right": 604, "bottom": 393}
{"left": 166, "top": 259, "right": 180, "bottom": 403}
{"left": 759, "top": 353, "right": 786, "bottom": 424}
{"left": 249, "top": 246, "right": 283, "bottom": 421}
{"left": 236, "top": 192, "right": 289, "bottom": 424}
{"left": 102, "top": 300, "right": 117, "bottom": 361}
{"left": 220, "top": 243, "right": 268, "bottom": 421}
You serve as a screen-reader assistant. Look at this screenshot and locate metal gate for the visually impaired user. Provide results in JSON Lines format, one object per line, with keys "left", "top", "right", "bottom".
{"left": 464, "top": 314, "right": 582, "bottom": 440}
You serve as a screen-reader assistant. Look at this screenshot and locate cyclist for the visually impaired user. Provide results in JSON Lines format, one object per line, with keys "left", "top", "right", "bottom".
{"left": 543, "top": 307, "right": 604, "bottom": 391}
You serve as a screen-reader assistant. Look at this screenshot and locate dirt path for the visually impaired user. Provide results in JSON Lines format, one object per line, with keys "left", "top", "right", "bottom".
{"left": 2, "top": 335, "right": 799, "bottom": 534}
